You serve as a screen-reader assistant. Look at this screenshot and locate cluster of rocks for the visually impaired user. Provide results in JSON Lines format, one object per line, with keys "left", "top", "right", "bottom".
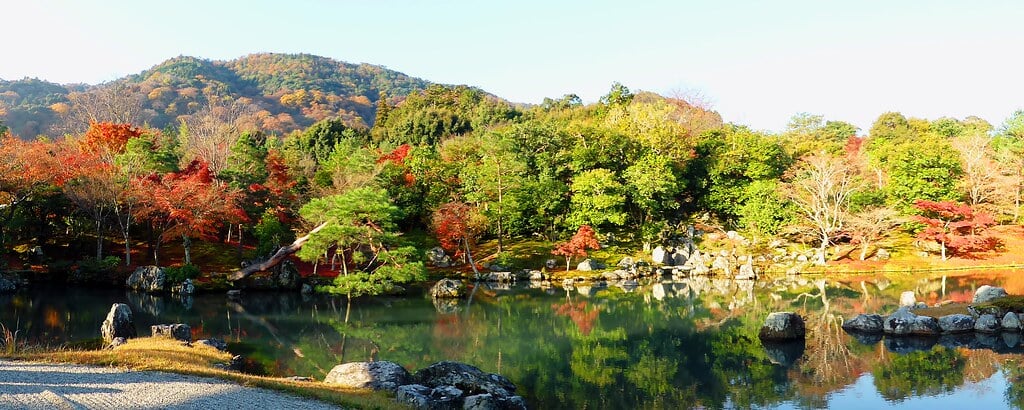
{"left": 427, "top": 247, "right": 454, "bottom": 268}
{"left": 842, "top": 286, "right": 1024, "bottom": 350}
{"left": 0, "top": 274, "right": 22, "bottom": 293}
{"left": 324, "top": 360, "right": 526, "bottom": 410}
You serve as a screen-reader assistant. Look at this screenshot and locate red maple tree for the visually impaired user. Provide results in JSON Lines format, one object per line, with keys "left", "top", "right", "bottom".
{"left": 912, "top": 199, "right": 998, "bottom": 260}
{"left": 431, "top": 202, "right": 484, "bottom": 272}
{"left": 134, "top": 160, "right": 246, "bottom": 265}
{"left": 552, "top": 225, "right": 601, "bottom": 271}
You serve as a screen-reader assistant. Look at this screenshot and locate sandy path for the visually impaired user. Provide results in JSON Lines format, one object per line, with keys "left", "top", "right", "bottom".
{"left": 0, "top": 360, "right": 341, "bottom": 409}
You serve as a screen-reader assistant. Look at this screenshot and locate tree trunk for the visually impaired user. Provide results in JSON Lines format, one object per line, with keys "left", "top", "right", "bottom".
{"left": 464, "top": 237, "right": 481, "bottom": 276}
{"left": 566, "top": 257, "right": 571, "bottom": 272}
{"left": 123, "top": 230, "right": 131, "bottom": 266}
{"left": 95, "top": 219, "right": 103, "bottom": 260}
{"left": 183, "top": 234, "right": 192, "bottom": 265}
{"left": 818, "top": 232, "right": 828, "bottom": 265}
{"left": 859, "top": 241, "right": 869, "bottom": 261}
{"left": 941, "top": 240, "right": 947, "bottom": 261}
{"left": 229, "top": 221, "right": 329, "bottom": 281}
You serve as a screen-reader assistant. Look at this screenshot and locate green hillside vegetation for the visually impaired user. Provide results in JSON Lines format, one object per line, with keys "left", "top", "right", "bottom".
{"left": 1, "top": 54, "right": 1023, "bottom": 293}
{"left": 0, "top": 53, "right": 434, "bottom": 138}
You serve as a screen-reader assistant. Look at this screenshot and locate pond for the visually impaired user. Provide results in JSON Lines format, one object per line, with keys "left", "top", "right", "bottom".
{"left": 3, "top": 271, "right": 1024, "bottom": 409}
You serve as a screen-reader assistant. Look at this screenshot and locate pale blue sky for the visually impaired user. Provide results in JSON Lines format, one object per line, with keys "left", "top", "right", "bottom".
{"left": 6, "top": 0, "right": 1024, "bottom": 132}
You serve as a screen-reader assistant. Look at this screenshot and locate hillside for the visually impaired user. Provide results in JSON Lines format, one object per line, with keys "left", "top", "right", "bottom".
{"left": 0, "top": 53, "right": 435, "bottom": 138}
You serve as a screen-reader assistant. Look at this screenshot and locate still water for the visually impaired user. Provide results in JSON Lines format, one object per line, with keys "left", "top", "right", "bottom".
{"left": 3, "top": 271, "right": 1024, "bottom": 409}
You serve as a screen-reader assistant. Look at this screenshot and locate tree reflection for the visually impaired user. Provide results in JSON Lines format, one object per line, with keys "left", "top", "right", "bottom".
{"left": 873, "top": 346, "right": 966, "bottom": 401}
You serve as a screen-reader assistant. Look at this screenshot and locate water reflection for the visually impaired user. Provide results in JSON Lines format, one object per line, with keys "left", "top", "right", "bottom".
{"left": 2, "top": 272, "right": 1024, "bottom": 408}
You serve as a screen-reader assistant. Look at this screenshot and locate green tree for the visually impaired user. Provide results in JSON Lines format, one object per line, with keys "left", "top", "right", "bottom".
{"left": 884, "top": 134, "right": 963, "bottom": 212}
{"left": 297, "top": 186, "right": 425, "bottom": 299}
{"left": 567, "top": 168, "right": 626, "bottom": 230}
{"left": 623, "top": 153, "right": 681, "bottom": 249}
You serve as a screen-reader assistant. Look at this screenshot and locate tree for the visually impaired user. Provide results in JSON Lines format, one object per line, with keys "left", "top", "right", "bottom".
{"left": 623, "top": 153, "right": 681, "bottom": 249}
{"left": 461, "top": 132, "right": 526, "bottom": 253}
{"left": 912, "top": 200, "right": 998, "bottom": 260}
{"left": 883, "top": 134, "right": 963, "bottom": 212}
{"left": 298, "top": 187, "right": 425, "bottom": 300}
{"left": 784, "top": 152, "right": 861, "bottom": 265}
{"left": 567, "top": 168, "right": 626, "bottom": 230}
{"left": 134, "top": 160, "right": 245, "bottom": 265}
{"left": 179, "top": 102, "right": 257, "bottom": 175}
{"left": 55, "top": 142, "right": 119, "bottom": 260}
{"left": 431, "top": 202, "right": 486, "bottom": 275}
{"left": 952, "top": 132, "right": 1014, "bottom": 213}
{"left": 552, "top": 225, "right": 601, "bottom": 272}
{"left": 846, "top": 207, "right": 902, "bottom": 260}
{"left": 0, "top": 136, "right": 58, "bottom": 253}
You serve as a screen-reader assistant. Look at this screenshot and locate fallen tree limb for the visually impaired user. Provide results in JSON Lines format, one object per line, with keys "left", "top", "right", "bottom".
{"left": 228, "top": 221, "right": 328, "bottom": 281}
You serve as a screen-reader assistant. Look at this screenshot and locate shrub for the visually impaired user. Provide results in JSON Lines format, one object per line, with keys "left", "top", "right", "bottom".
{"left": 165, "top": 264, "right": 200, "bottom": 283}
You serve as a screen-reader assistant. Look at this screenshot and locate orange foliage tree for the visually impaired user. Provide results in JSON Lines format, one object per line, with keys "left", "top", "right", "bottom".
{"left": 913, "top": 199, "right": 998, "bottom": 260}
{"left": 134, "top": 160, "right": 246, "bottom": 265}
{"left": 0, "top": 136, "right": 58, "bottom": 252}
{"left": 552, "top": 225, "right": 601, "bottom": 271}
{"left": 431, "top": 202, "right": 484, "bottom": 273}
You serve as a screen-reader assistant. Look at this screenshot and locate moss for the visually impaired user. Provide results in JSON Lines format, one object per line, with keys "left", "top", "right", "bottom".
{"left": 981, "top": 295, "right": 1024, "bottom": 313}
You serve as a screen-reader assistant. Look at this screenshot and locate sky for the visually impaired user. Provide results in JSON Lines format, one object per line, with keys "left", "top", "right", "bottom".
{"left": 5, "top": 0, "right": 1024, "bottom": 133}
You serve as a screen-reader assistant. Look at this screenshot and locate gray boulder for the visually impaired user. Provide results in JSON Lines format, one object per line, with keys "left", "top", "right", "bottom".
{"left": 197, "top": 338, "right": 228, "bottom": 351}
{"left": 758, "top": 312, "right": 805, "bottom": 341}
{"left": 431, "top": 278, "right": 466, "bottom": 299}
{"left": 428, "top": 247, "right": 452, "bottom": 268}
{"left": 324, "top": 361, "right": 411, "bottom": 391}
{"left": 899, "top": 291, "right": 916, "bottom": 307}
{"left": 170, "top": 279, "right": 194, "bottom": 295}
{"left": 975, "top": 314, "right": 1001, "bottom": 333}
{"left": 528, "top": 270, "right": 544, "bottom": 281}
{"left": 126, "top": 266, "right": 165, "bottom": 293}
{"left": 616, "top": 257, "right": 635, "bottom": 268}
{"left": 100, "top": 303, "right": 136, "bottom": 343}
{"left": 108, "top": 337, "right": 128, "bottom": 348}
{"left": 429, "top": 385, "right": 464, "bottom": 408}
{"left": 413, "top": 361, "right": 517, "bottom": 398}
{"left": 0, "top": 277, "right": 15, "bottom": 293}
{"left": 883, "top": 308, "right": 940, "bottom": 336}
{"left": 735, "top": 261, "right": 756, "bottom": 280}
{"left": 842, "top": 314, "right": 884, "bottom": 333}
{"left": 651, "top": 246, "right": 668, "bottom": 265}
{"left": 395, "top": 384, "right": 431, "bottom": 409}
{"left": 938, "top": 314, "right": 976, "bottom": 333}
{"left": 477, "top": 272, "right": 513, "bottom": 282}
{"left": 710, "top": 256, "right": 731, "bottom": 275}
{"left": 1003, "top": 312, "right": 1022, "bottom": 330}
{"left": 151, "top": 324, "right": 191, "bottom": 342}
{"left": 973, "top": 285, "right": 1008, "bottom": 304}
{"left": 576, "top": 259, "right": 604, "bottom": 272}
{"left": 544, "top": 259, "right": 558, "bottom": 269}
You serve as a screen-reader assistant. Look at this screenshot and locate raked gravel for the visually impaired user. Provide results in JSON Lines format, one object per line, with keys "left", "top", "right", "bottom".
{"left": 0, "top": 360, "right": 341, "bottom": 409}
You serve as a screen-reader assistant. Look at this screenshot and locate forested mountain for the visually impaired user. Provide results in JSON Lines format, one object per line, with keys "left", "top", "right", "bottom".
{"left": 0, "top": 53, "right": 435, "bottom": 138}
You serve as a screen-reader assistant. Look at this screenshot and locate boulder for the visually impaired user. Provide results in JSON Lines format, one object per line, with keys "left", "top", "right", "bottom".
{"left": 875, "top": 248, "right": 891, "bottom": 260}
{"left": 0, "top": 277, "right": 15, "bottom": 293}
{"left": 1003, "top": 312, "right": 1022, "bottom": 330}
{"left": 938, "top": 314, "right": 976, "bottom": 333}
{"left": 544, "top": 259, "right": 558, "bottom": 269}
{"left": 883, "top": 308, "right": 940, "bottom": 336}
{"left": 395, "top": 384, "right": 431, "bottom": 409}
{"left": 151, "top": 324, "right": 192, "bottom": 342}
{"left": 528, "top": 270, "right": 544, "bottom": 281}
{"left": 973, "top": 285, "right": 1008, "bottom": 304}
{"left": 412, "top": 361, "right": 517, "bottom": 398}
{"left": 431, "top": 278, "right": 466, "bottom": 299}
{"left": 758, "top": 312, "right": 805, "bottom": 341}
{"left": 126, "top": 266, "right": 165, "bottom": 293}
{"left": 324, "top": 361, "right": 411, "bottom": 391}
{"left": 710, "top": 256, "right": 731, "bottom": 275}
{"left": 651, "top": 246, "right": 668, "bottom": 265}
{"left": 842, "top": 314, "right": 884, "bottom": 333}
{"left": 975, "top": 314, "right": 1001, "bottom": 333}
{"left": 616, "top": 257, "right": 635, "bottom": 268}
{"left": 428, "top": 385, "right": 464, "bottom": 408}
{"left": 170, "top": 279, "right": 194, "bottom": 295}
{"left": 477, "top": 272, "right": 513, "bottom": 282}
{"left": 899, "top": 291, "right": 916, "bottom": 307}
{"left": 301, "top": 283, "right": 314, "bottom": 294}
{"left": 735, "top": 261, "right": 755, "bottom": 280}
{"left": 108, "top": 337, "right": 128, "bottom": 348}
{"left": 427, "top": 247, "right": 452, "bottom": 268}
{"left": 100, "top": 303, "right": 136, "bottom": 343}
{"left": 197, "top": 338, "right": 228, "bottom": 351}
{"left": 576, "top": 259, "right": 604, "bottom": 272}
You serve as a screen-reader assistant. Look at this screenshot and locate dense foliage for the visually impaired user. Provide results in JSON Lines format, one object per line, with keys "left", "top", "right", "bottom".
{"left": 2, "top": 54, "right": 1022, "bottom": 286}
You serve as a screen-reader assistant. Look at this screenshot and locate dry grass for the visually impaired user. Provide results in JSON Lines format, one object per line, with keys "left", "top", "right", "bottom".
{"left": 11, "top": 337, "right": 401, "bottom": 409}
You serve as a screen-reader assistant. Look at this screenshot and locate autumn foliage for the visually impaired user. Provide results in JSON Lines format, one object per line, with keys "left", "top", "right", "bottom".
{"left": 552, "top": 225, "right": 601, "bottom": 271}
{"left": 431, "top": 202, "right": 480, "bottom": 258}
{"left": 80, "top": 122, "right": 143, "bottom": 155}
{"left": 912, "top": 199, "right": 998, "bottom": 259}
{"left": 134, "top": 160, "right": 246, "bottom": 264}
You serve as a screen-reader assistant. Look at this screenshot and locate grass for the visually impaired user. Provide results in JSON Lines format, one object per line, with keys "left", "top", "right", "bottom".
{"left": 9, "top": 337, "right": 401, "bottom": 409}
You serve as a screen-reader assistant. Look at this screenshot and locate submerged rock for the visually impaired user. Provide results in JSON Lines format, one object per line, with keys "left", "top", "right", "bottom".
{"left": 842, "top": 314, "right": 884, "bottom": 333}
{"left": 759, "top": 312, "right": 805, "bottom": 341}
{"left": 430, "top": 278, "right": 466, "bottom": 299}
{"left": 938, "top": 314, "right": 975, "bottom": 334}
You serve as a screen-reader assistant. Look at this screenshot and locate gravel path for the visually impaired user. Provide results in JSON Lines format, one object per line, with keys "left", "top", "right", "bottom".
{"left": 0, "top": 360, "right": 342, "bottom": 409}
